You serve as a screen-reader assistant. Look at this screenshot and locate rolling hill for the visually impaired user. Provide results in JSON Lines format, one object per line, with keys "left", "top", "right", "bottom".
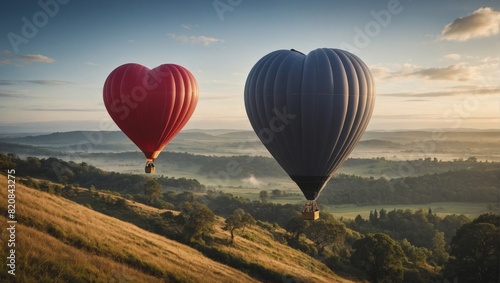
{"left": 2, "top": 130, "right": 500, "bottom": 162}
{"left": 0, "top": 174, "right": 352, "bottom": 282}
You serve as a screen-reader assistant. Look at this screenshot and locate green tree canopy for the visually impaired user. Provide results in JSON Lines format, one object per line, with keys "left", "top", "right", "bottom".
{"left": 178, "top": 201, "right": 216, "bottom": 244}
{"left": 351, "top": 233, "right": 405, "bottom": 283}
{"left": 306, "top": 219, "right": 346, "bottom": 254}
{"left": 143, "top": 179, "right": 162, "bottom": 204}
{"left": 271, "top": 189, "right": 283, "bottom": 197}
{"left": 445, "top": 213, "right": 499, "bottom": 283}
{"left": 285, "top": 214, "right": 310, "bottom": 240}
{"left": 223, "top": 208, "right": 255, "bottom": 244}
{"left": 430, "top": 231, "right": 449, "bottom": 265}
{"left": 259, "top": 190, "right": 269, "bottom": 203}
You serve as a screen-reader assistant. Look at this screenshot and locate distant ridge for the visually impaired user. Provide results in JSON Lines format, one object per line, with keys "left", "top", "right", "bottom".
{"left": 1, "top": 129, "right": 499, "bottom": 163}
{"left": 0, "top": 131, "right": 128, "bottom": 146}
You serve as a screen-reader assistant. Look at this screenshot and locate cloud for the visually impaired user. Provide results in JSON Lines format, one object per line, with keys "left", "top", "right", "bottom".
{"left": 200, "top": 95, "right": 236, "bottom": 101}
{"left": 373, "top": 114, "right": 432, "bottom": 119}
{"left": 27, "top": 80, "right": 71, "bottom": 86}
{"left": 84, "top": 61, "right": 100, "bottom": 67}
{"left": 19, "top": 54, "right": 55, "bottom": 63}
{"left": 0, "top": 51, "right": 55, "bottom": 65}
{"left": 181, "top": 23, "right": 199, "bottom": 29}
{"left": 27, "top": 108, "right": 100, "bottom": 112}
{"left": 168, "top": 33, "right": 224, "bottom": 46}
{"left": 379, "top": 63, "right": 479, "bottom": 81}
{"left": 480, "top": 56, "right": 500, "bottom": 63}
{"left": 440, "top": 7, "right": 500, "bottom": 41}
{"left": 0, "top": 80, "right": 72, "bottom": 86}
{"left": 443, "top": 53, "right": 461, "bottom": 60}
{"left": 0, "top": 89, "right": 35, "bottom": 98}
{"left": 370, "top": 66, "right": 391, "bottom": 81}
{"left": 380, "top": 85, "right": 500, "bottom": 97}
{"left": 232, "top": 72, "right": 246, "bottom": 77}
{"left": 0, "top": 92, "right": 18, "bottom": 98}
{"left": 410, "top": 64, "right": 478, "bottom": 81}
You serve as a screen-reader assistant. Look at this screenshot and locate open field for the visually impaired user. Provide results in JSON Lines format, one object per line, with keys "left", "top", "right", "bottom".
{"left": 213, "top": 187, "right": 499, "bottom": 221}
{"left": 235, "top": 194, "right": 498, "bottom": 220}
{"left": 325, "top": 202, "right": 498, "bottom": 220}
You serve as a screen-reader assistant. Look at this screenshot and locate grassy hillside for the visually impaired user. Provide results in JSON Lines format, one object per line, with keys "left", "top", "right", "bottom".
{"left": 206, "top": 219, "right": 347, "bottom": 283}
{"left": 0, "top": 174, "right": 258, "bottom": 282}
{"left": 0, "top": 175, "right": 352, "bottom": 282}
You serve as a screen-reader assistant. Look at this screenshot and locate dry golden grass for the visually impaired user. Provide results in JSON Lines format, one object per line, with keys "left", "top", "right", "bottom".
{"left": 211, "top": 217, "right": 353, "bottom": 283}
{"left": 0, "top": 175, "right": 355, "bottom": 282}
{"left": 0, "top": 175, "right": 257, "bottom": 282}
{"left": 0, "top": 214, "right": 162, "bottom": 283}
{"left": 126, "top": 199, "right": 179, "bottom": 216}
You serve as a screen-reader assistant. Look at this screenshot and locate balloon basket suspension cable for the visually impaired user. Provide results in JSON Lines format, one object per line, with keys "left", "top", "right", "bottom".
{"left": 302, "top": 200, "right": 319, "bottom": 220}
{"left": 145, "top": 159, "right": 155, "bottom": 174}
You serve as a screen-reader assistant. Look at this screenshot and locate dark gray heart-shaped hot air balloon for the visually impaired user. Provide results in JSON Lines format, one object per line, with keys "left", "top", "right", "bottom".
{"left": 244, "top": 48, "right": 375, "bottom": 214}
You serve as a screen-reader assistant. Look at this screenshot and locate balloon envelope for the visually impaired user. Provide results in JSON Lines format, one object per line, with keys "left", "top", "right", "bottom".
{"left": 244, "top": 48, "right": 375, "bottom": 200}
{"left": 103, "top": 63, "right": 198, "bottom": 161}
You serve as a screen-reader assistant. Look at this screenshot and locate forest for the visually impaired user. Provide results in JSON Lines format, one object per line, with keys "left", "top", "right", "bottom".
{"left": 2, "top": 152, "right": 498, "bottom": 205}
{"left": 1, "top": 153, "right": 499, "bottom": 282}
{"left": 0, "top": 153, "right": 205, "bottom": 195}
{"left": 320, "top": 167, "right": 500, "bottom": 205}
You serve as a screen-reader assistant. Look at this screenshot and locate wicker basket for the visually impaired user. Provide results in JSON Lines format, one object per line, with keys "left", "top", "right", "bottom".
{"left": 302, "top": 210, "right": 319, "bottom": 220}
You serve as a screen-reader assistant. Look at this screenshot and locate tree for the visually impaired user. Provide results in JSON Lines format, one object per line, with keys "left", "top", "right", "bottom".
{"left": 306, "top": 219, "right": 346, "bottom": 254}
{"left": 259, "top": 190, "right": 269, "bottom": 203}
{"left": 400, "top": 238, "right": 430, "bottom": 267}
{"left": 351, "top": 233, "right": 405, "bottom": 283}
{"left": 285, "top": 214, "right": 310, "bottom": 240}
{"left": 445, "top": 214, "right": 499, "bottom": 282}
{"left": 379, "top": 208, "right": 387, "bottom": 219}
{"left": 178, "top": 201, "right": 216, "bottom": 244}
{"left": 369, "top": 209, "right": 379, "bottom": 224}
{"left": 176, "top": 191, "right": 195, "bottom": 203}
{"left": 430, "top": 231, "right": 449, "bottom": 265}
{"left": 115, "top": 198, "right": 128, "bottom": 209}
{"left": 466, "top": 156, "right": 477, "bottom": 162}
{"left": 143, "top": 179, "right": 162, "bottom": 204}
{"left": 223, "top": 208, "right": 255, "bottom": 244}
{"left": 241, "top": 212, "right": 256, "bottom": 233}
{"left": 271, "top": 189, "right": 283, "bottom": 197}
{"left": 436, "top": 214, "right": 470, "bottom": 243}
{"left": 25, "top": 156, "right": 41, "bottom": 173}
{"left": 354, "top": 214, "right": 365, "bottom": 227}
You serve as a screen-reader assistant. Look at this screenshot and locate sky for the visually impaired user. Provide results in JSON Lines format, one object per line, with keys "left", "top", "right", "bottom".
{"left": 1, "top": 0, "right": 499, "bottom": 133}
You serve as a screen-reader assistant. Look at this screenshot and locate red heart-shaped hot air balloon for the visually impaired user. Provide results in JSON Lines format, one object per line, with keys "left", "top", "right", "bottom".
{"left": 103, "top": 63, "right": 198, "bottom": 173}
